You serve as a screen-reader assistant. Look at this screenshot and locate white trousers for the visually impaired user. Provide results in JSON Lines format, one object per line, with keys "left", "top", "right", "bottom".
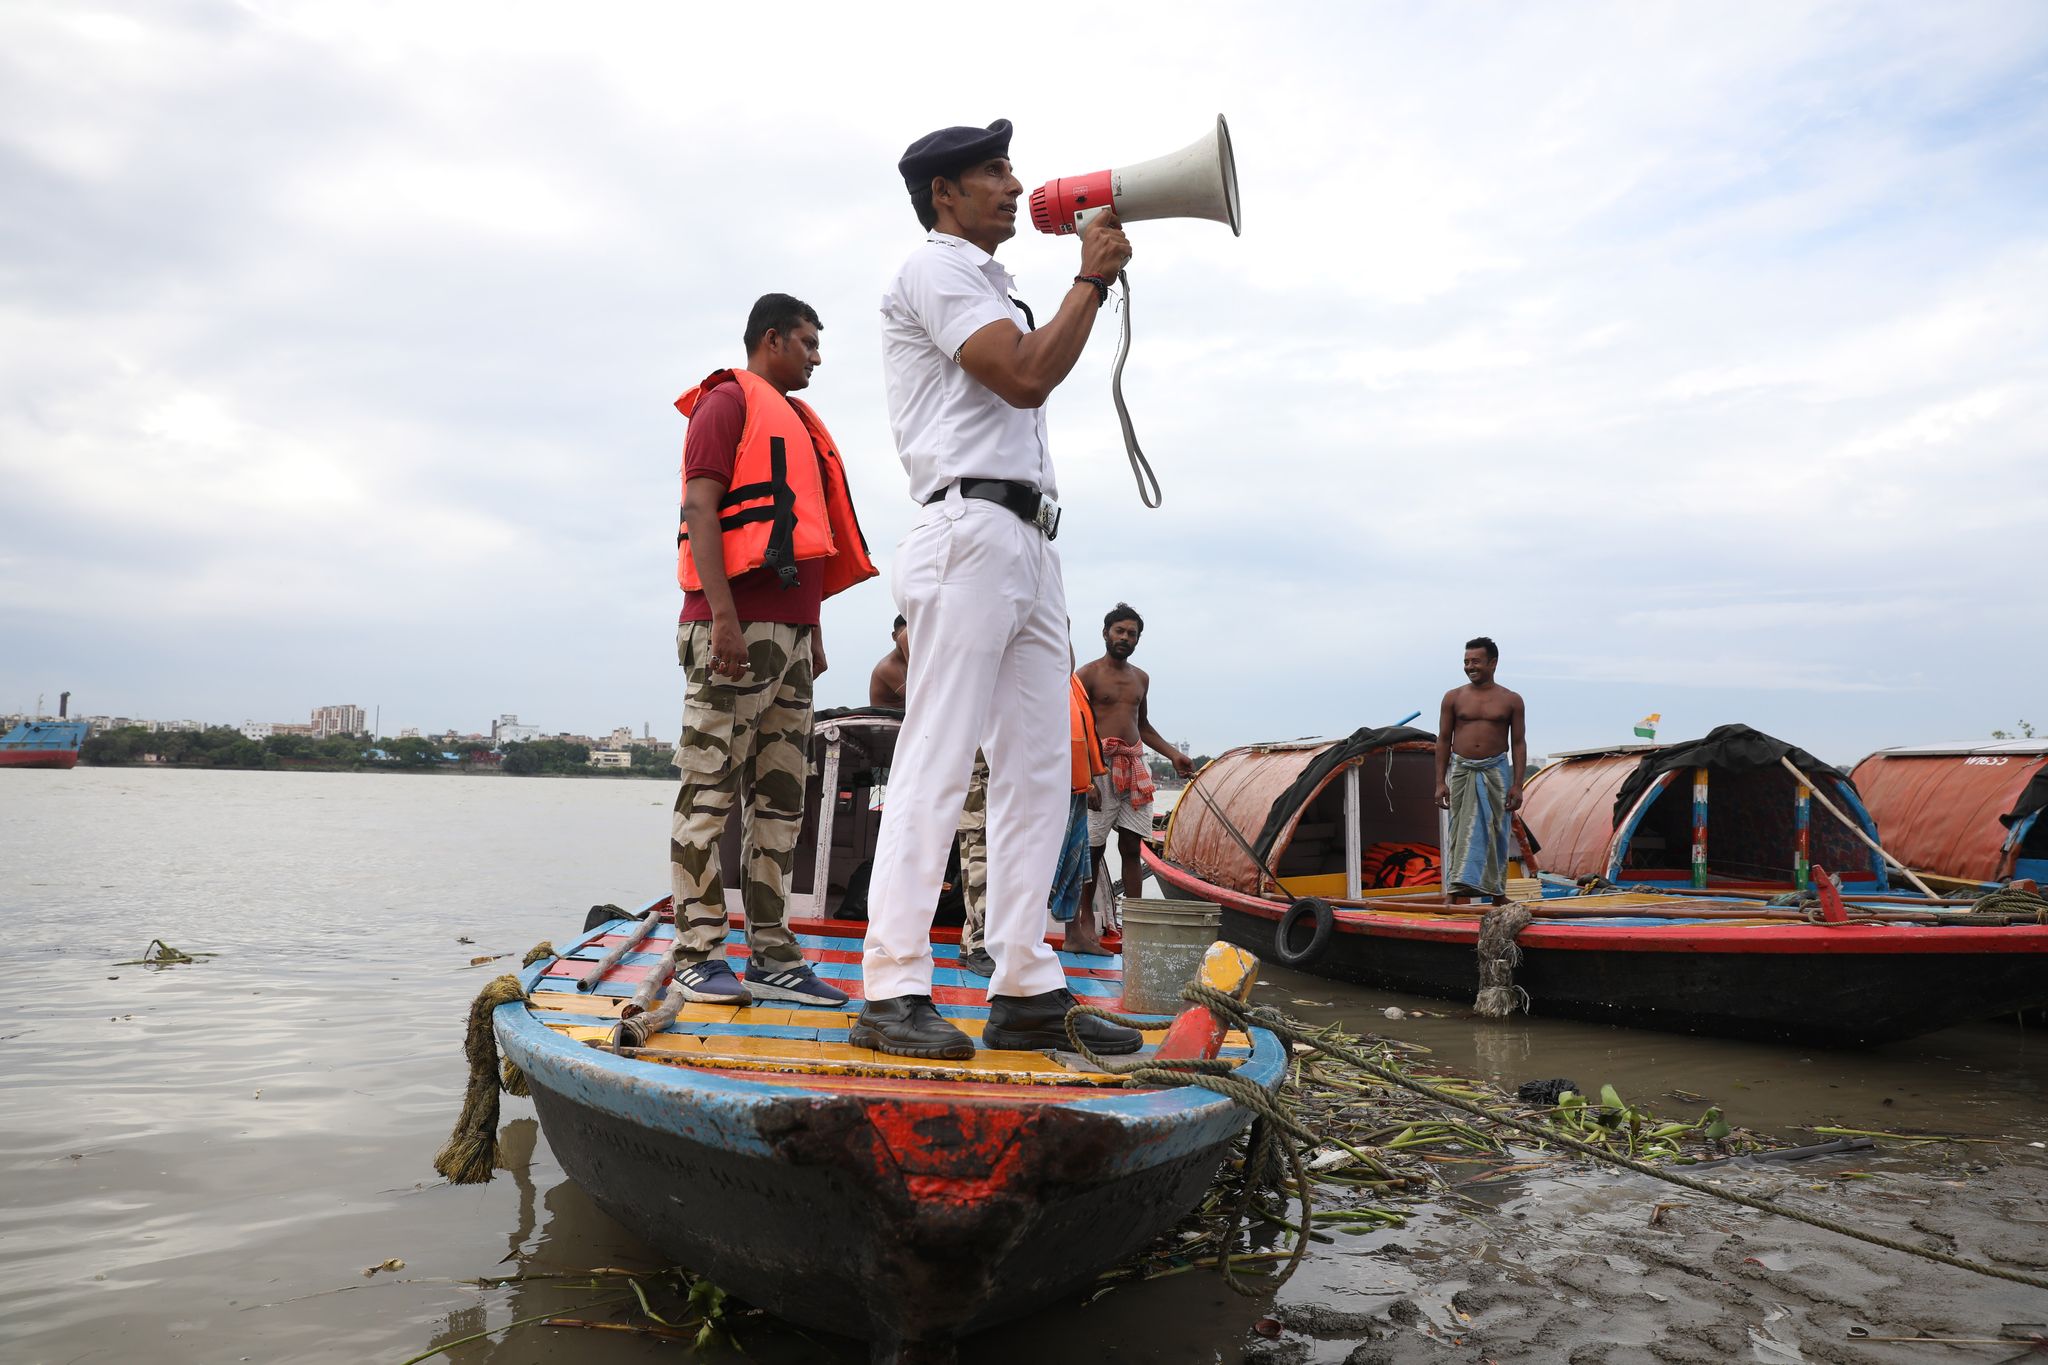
{"left": 862, "top": 492, "right": 1070, "bottom": 1001}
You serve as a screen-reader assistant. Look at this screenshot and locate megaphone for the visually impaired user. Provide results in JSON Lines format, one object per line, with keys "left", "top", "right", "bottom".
{"left": 1028, "top": 115, "right": 1241, "bottom": 237}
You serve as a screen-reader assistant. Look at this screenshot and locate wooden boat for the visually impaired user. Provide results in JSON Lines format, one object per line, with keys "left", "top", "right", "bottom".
{"left": 1144, "top": 725, "right": 2048, "bottom": 1046}
{"left": 494, "top": 710, "right": 1283, "bottom": 1362}
{"left": 1850, "top": 741, "right": 2048, "bottom": 889}
{"left": 1522, "top": 724, "right": 1889, "bottom": 892}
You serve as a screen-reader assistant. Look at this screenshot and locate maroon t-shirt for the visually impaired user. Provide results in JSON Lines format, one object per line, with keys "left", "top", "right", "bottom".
{"left": 678, "top": 380, "right": 825, "bottom": 626}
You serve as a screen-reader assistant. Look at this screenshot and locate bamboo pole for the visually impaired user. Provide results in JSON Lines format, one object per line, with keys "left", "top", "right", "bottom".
{"left": 1315, "top": 897, "right": 1947, "bottom": 924}
{"left": 1690, "top": 767, "right": 1710, "bottom": 889}
{"left": 576, "top": 908, "right": 661, "bottom": 993}
{"left": 1777, "top": 757, "right": 1941, "bottom": 900}
{"left": 1793, "top": 780, "right": 1812, "bottom": 892}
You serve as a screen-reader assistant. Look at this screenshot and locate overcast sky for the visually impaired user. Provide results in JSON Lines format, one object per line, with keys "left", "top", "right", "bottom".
{"left": 3, "top": 2, "right": 2043, "bottom": 764}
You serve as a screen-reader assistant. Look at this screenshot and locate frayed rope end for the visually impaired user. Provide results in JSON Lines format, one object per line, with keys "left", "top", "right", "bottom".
{"left": 433, "top": 972, "right": 527, "bottom": 1185}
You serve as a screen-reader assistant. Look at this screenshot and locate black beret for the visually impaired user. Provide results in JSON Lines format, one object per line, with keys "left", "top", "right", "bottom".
{"left": 898, "top": 119, "right": 1013, "bottom": 193}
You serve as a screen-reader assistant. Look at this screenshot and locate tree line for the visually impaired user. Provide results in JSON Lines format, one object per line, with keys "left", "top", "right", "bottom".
{"left": 79, "top": 726, "right": 676, "bottom": 778}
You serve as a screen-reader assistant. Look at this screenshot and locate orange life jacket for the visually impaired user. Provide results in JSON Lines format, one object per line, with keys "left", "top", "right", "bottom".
{"left": 1361, "top": 841, "right": 1441, "bottom": 888}
{"left": 674, "top": 368, "right": 877, "bottom": 600}
{"left": 1070, "top": 676, "right": 1106, "bottom": 794}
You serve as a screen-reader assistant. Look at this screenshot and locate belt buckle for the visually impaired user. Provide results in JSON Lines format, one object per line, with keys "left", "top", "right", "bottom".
{"left": 1032, "top": 495, "right": 1061, "bottom": 540}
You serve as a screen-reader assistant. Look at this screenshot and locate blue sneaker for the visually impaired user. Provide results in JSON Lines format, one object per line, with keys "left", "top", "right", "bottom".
{"left": 673, "top": 959, "right": 751, "bottom": 1004}
{"left": 744, "top": 961, "right": 850, "bottom": 1008}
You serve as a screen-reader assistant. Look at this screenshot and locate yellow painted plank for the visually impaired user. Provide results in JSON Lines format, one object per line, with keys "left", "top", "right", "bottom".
{"left": 742, "top": 1007, "right": 857, "bottom": 1029}
{"left": 667, "top": 1051, "right": 1130, "bottom": 1086}
{"left": 696, "top": 1036, "right": 826, "bottom": 1060}
{"left": 528, "top": 992, "right": 745, "bottom": 1025}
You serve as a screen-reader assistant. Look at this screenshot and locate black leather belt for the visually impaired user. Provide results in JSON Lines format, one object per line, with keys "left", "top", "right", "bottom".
{"left": 924, "top": 478, "right": 1062, "bottom": 540}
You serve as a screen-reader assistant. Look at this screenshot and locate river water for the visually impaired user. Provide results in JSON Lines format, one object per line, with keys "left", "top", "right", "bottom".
{"left": 3, "top": 769, "right": 2043, "bottom": 1364}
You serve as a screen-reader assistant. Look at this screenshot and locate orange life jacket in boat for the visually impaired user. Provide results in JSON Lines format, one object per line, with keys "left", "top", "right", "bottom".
{"left": 1361, "top": 841, "right": 1441, "bottom": 888}
{"left": 1070, "top": 676, "right": 1106, "bottom": 794}
{"left": 674, "top": 368, "right": 877, "bottom": 600}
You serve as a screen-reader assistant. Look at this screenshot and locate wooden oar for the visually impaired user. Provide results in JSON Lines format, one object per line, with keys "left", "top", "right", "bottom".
{"left": 1309, "top": 896, "right": 1947, "bottom": 924}
{"left": 1601, "top": 884, "right": 1985, "bottom": 908}
{"left": 1781, "top": 757, "right": 1941, "bottom": 901}
{"left": 576, "top": 908, "right": 661, "bottom": 993}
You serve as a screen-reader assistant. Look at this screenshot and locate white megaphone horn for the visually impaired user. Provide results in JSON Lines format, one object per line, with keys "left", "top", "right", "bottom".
{"left": 1028, "top": 114, "right": 1241, "bottom": 237}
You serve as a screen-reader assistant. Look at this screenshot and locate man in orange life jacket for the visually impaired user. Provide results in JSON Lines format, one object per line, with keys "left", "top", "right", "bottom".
{"left": 665, "top": 293, "right": 877, "bottom": 1007}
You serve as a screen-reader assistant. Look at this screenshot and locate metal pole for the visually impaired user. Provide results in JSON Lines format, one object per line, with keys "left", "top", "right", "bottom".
{"left": 810, "top": 731, "right": 843, "bottom": 914}
{"left": 1343, "top": 763, "right": 1363, "bottom": 900}
{"left": 1691, "top": 767, "right": 1710, "bottom": 889}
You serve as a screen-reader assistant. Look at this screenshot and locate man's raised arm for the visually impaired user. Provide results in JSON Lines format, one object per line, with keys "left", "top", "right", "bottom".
{"left": 956, "top": 212, "right": 1132, "bottom": 409}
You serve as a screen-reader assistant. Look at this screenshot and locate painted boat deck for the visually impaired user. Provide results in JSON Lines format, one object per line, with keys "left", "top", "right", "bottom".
{"left": 525, "top": 920, "right": 1253, "bottom": 1090}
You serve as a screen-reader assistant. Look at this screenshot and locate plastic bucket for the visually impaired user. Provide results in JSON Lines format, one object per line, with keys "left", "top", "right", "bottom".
{"left": 1118, "top": 896, "right": 1222, "bottom": 1014}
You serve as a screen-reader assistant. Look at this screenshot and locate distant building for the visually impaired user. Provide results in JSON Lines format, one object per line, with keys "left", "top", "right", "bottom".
{"left": 148, "top": 718, "right": 205, "bottom": 733}
{"left": 588, "top": 750, "right": 633, "bottom": 768}
{"left": 399, "top": 727, "right": 420, "bottom": 739}
{"left": 240, "top": 721, "right": 274, "bottom": 740}
{"left": 492, "top": 714, "right": 541, "bottom": 746}
{"left": 272, "top": 722, "right": 316, "bottom": 737}
{"left": 606, "top": 726, "right": 637, "bottom": 750}
{"left": 311, "top": 704, "right": 367, "bottom": 738}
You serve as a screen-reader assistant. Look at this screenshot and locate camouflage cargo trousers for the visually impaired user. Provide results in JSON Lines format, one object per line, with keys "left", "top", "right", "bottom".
{"left": 669, "top": 619, "right": 813, "bottom": 970}
{"left": 957, "top": 751, "right": 989, "bottom": 954}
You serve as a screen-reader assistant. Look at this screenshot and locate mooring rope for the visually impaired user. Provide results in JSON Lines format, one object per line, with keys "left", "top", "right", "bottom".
{"left": 1061, "top": 1004, "right": 1314, "bottom": 1294}
{"left": 1473, "top": 903, "right": 1533, "bottom": 1018}
{"left": 1066, "top": 984, "right": 2048, "bottom": 1294}
{"left": 434, "top": 940, "right": 555, "bottom": 1185}
{"left": 1963, "top": 886, "right": 2048, "bottom": 924}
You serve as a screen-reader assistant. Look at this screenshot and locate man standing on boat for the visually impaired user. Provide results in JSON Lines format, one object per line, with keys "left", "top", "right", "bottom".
{"left": 667, "top": 293, "right": 876, "bottom": 1007}
{"left": 850, "top": 118, "right": 1143, "bottom": 1060}
{"left": 1077, "top": 602, "right": 1195, "bottom": 954}
{"left": 1434, "top": 636, "right": 1528, "bottom": 905}
{"left": 868, "top": 615, "right": 910, "bottom": 707}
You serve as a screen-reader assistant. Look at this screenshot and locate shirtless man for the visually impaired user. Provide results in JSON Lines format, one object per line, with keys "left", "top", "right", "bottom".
{"left": 1076, "top": 603, "right": 1194, "bottom": 953}
{"left": 1433, "top": 636, "right": 1528, "bottom": 904}
{"left": 868, "top": 615, "right": 908, "bottom": 707}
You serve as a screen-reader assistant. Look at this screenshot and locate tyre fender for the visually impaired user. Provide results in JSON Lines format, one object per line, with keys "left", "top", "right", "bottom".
{"left": 1272, "top": 897, "right": 1335, "bottom": 968}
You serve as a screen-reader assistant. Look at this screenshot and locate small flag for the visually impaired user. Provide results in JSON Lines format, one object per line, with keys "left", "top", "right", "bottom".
{"left": 1634, "top": 713, "right": 1661, "bottom": 740}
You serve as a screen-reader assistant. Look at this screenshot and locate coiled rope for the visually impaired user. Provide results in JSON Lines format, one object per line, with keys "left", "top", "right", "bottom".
{"left": 1066, "top": 983, "right": 2048, "bottom": 1294}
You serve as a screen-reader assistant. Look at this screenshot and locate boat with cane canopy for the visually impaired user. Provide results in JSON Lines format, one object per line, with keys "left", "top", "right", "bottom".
{"left": 434, "top": 709, "right": 1285, "bottom": 1364}
{"left": 1143, "top": 724, "right": 2048, "bottom": 1046}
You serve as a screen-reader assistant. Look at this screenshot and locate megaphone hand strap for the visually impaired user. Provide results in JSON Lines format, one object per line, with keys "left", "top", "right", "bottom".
{"left": 1110, "top": 269, "right": 1163, "bottom": 509}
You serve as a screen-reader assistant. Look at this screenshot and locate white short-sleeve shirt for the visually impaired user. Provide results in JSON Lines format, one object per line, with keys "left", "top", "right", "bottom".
{"left": 880, "top": 232, "right": 1055, "bottom": 503}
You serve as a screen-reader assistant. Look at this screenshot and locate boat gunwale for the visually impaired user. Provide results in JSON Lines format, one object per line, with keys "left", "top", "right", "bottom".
{"left": 1143, "top": 846, "right": 2048, "bottom": 956}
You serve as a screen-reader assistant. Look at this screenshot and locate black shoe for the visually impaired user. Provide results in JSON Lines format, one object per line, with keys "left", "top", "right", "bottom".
{"left": 957, "top": 947, "right": 996, "bottom": 978}
{"left": 982, "top": 988, "right": 1142, "bottom": 1056}
{"left": 848, "top": 995, "right": 975, "bottom": 1060}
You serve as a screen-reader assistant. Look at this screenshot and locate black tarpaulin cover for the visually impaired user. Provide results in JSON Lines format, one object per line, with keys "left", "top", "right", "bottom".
{"left": 1251, "top": 725, "right": 1435, "bottom": 862}
{"left": 1999, "top": 766, "right": 2048, "bottom": 830}
{"left": 1610, "top": 723, "right": 1854, "bottom": 828}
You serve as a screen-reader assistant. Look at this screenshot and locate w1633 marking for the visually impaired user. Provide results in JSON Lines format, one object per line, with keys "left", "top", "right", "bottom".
{"left": 1965, "top": 756, "right": 2011, "bottom": 766}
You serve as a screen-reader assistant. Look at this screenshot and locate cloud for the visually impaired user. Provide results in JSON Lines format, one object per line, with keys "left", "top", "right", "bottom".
{"left": 1, "top": 1, "right": 2045, "bottom": 763}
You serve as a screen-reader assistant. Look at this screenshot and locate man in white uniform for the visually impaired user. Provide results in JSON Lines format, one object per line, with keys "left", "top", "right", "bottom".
{"left": 850, "top": 119, "right": 1145, "bottom": 1060}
